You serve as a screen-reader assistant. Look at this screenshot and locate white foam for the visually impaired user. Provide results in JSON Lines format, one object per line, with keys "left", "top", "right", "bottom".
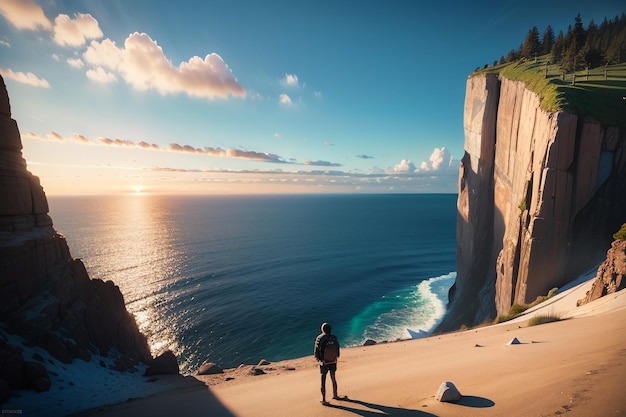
{"left": 405, "top": 272, "right": 455, "bottom": 336}
{"left": 353, "top": 272, "right": 456, "bottom": 343}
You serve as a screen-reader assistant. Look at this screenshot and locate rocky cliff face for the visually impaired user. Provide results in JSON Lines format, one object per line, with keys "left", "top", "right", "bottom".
{"left": 0, "top": 76, "right": 152, "bottom": 395}
{"left": 437, "top": 73, "right": 626, "bottom": 332}
{"left": 578, "top": 239, "right": 626, "bottom": 306}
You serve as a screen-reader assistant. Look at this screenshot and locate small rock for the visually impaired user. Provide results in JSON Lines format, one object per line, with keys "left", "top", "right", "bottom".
{"left": 250, "top": 368, "right": 265, "bottom": 376}
{"left": 144, "top": 350, "right": 179, "bottom": 376}
{"left": 435, "top": 381, "right": 462, "bottom": 403}
{"left": 363, "top": 339, "right": 377, "bottom": 346}
{"left": 197, "top": 362, "right": 223, "bottom": 375}
{"left": 257, "top": 359, "right": 270, "bottom": 367}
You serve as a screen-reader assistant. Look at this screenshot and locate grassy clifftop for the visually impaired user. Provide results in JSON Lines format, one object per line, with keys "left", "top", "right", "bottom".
{"left": 473, "top": 57, "right": 626, "bottom": 127}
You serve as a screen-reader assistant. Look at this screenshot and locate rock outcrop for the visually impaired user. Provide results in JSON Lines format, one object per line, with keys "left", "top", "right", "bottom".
{"left": 437, "top": 73, "right": 626, "bottom": 332}
{"left": 0, "top": 76, "right": 153, "bottom": 397}
{"left": 577, "top": 239, "right": 626, "bottom": 306}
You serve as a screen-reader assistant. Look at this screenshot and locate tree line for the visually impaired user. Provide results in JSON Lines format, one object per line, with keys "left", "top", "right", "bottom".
{"left": 491, "top": 12, "right": 626, "bottom": 72}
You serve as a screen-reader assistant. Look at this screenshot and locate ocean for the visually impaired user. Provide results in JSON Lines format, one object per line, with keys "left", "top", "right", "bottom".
{"left": 48, "top": 193, "right": 457, "bottom": 373}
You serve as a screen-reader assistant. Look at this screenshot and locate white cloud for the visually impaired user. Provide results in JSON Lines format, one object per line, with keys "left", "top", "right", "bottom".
{"left": 67, "top": 57, "right": 84, "bottom": 68}
{"left": 0, "top": 68, "right": 50, "bottom": 88}
{"left": 86, "top": 67, "right": 117, "bottom": 84}
{"left": 279, "top": 93, "right": 292, "bottom": 106}
{"left": 0, "top": 38, "right": 10, "bottom": 47}
{"left": 392, "top": 159, "right": 417, "bottom": 174}
{"left": 284, "top": 73, "right": 299, "bottom": 87}
{"left": 0, "top": 2, "right": 102, "bottom": 49}
{"left": 83, "top": 38, "right": 124, "bottom": 68}
{"left": 429, "top": 147, "right": 452, "bottom": 170}
{"left": 53, "top": 13, "right": 103, "bottom": 46}
{"left": 83, "top": 33, "right": 245, "bottom": 100}
{"left": 0, "top": 0, "right": 52, "bottom": 31}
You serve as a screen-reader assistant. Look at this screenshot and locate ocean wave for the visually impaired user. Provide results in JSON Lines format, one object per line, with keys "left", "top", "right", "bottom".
{"left": 346, "top": 272, "right": 456, "bottom": 346}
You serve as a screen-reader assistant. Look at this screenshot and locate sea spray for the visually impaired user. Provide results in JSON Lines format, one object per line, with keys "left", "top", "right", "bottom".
{"left": 345, "top": 272, "right": 456, "bottom": 346}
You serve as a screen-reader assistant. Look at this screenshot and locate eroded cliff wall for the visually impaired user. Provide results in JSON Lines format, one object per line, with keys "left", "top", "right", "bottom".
{"left": 0, "top": 75, "right": 152, "bottom": 391}
{"left": 437, "top": 73, "right": 626, "bottom": 332}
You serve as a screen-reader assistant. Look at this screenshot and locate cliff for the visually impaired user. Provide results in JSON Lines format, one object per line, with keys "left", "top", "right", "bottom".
{"left": 437, "top": 73, "right": 626, "bottom": 332}
{"left": 577, "top": 239, "right": 626, "bottom": 306}
{"left": 0, "top": 76, "right": 153, "bottom": 398}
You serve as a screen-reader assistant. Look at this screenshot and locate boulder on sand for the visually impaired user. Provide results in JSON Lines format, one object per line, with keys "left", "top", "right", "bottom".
{"left": 435, "top": 381, "right": 462, "bottom": 403}
{"left": 144, "top": 350, "right": 179, "bottom": 376}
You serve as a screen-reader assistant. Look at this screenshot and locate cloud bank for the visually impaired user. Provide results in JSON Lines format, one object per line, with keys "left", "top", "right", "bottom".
{"left": 0, "top": 68, "right": 50, "bottom": 88}
{"left": 23, "top": 131, "right": 290, "bottom": 164}
{"left": 0, "top": 0, "right": 51, "bottom": 31}
{"left": 390, "top": 147, "right": 454, "bottom": 175}
{"left": 1, "top": 0, "right": 245, "bottom": 100}
{"left": 83, "top": 33, "right": 246, "bottom": 100}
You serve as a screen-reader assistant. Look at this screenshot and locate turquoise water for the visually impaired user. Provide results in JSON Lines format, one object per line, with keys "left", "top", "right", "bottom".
{"left": 49, "top": 194, "right": 457, "bottom": 372}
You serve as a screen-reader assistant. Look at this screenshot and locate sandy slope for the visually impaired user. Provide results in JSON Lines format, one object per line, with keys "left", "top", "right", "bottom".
{"left": 81, "top": 277, "right": 626, "bottom": 417}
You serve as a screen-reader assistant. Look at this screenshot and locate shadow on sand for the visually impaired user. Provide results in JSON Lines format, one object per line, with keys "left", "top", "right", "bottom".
{"left": 76, "top": 377, "right": 237, "bottom": 417}
{"left": 455, "top": 395, "right": 495, "bottom": 408}
{"left": 327, "top": 398, "right": 438, "bottom": 417}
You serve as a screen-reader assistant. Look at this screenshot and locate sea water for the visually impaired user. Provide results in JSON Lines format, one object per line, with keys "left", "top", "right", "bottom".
{"left": 48, "top": 194, "right": 457, "bottom": 372}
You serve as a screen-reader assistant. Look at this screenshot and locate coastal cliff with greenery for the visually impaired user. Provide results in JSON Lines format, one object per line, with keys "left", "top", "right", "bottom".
{"left": 477, "top": 13, "right": 626, "bottom": 126}
{"left": 436, "top": 13, "right": 626, "bottom": 331}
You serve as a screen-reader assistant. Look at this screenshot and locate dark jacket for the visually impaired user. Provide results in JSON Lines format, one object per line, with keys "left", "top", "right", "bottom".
{"left": 314, "top": 332, "right": 340, "bottom": 364}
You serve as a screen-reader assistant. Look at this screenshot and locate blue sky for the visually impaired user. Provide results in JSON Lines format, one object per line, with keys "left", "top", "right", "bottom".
{"left": 0, "top": 0, "right": 622, "bottom": 195}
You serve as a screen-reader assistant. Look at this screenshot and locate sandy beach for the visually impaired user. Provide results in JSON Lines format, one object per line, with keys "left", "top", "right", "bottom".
{"left": 80, "top": 276, "right": 626, "bottom": 417}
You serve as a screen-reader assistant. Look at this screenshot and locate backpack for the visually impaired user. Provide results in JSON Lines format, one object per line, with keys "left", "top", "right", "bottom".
{"left": 322, "top": 335, "right": 339, "bottom": 364}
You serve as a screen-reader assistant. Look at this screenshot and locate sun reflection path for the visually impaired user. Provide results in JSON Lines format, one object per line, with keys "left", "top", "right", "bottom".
{"left": 86, "top": 195, "right": 184, "bottom": 358}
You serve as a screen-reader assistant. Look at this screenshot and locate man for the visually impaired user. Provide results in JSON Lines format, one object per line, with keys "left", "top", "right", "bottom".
{"left": 314, "top": 322, "right": 342, "bottom": 405}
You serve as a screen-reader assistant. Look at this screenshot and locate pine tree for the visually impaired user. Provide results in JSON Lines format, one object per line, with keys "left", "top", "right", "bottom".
{"left": 506, "top": 48, "right": 519, "bottom": 63}
{"left": 586, "top": 19, "right": 599, "bottom": 50}
{"left": 563, "top": 36, "right": 579, "bottom": 72}
{"left": 552, "top": 30, "right": 566, "bottom": 63}
{"left": 579, "top": 19, "right": 603, "bottom": 67}
{"left": 572, "top": 14, "right": 586, "bottom": 51}
{"left": 493, "top": 12, "right": 626, "bottom": 71}
{"left": 542, "top": 25, "right": 555, "bottom": 55}
{"left": 605, "top": 24, "right": 626, "bottom": 64}
{"left": 521, "top": 26, "right": 541, "bottom": 58}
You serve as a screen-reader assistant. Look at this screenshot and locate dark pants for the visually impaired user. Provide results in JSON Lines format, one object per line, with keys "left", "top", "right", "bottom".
{"left": 320, "top": 363, "right": 337, "bottom": 400}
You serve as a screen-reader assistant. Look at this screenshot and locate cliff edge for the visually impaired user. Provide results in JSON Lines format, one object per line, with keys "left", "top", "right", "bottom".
{"left": 437, "top": 73, "right": 626, "bottom": 332}
{"left": 0, "top": 76, "right": 152, "bottom": 399}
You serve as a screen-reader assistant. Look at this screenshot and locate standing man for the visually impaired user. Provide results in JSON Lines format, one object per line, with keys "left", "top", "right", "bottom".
{"left": 314, "top": 322, "right": 341, "bottom": 405}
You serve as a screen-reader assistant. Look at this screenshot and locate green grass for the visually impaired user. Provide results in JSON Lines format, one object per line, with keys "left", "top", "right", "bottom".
{"left": 528, "top": 315, "right": 561, "bottom": 326}
{"left": 493, "top": 288, "right": 559, "bottom": 324}
{"left": 473, "top": 57, "right": 626, "bottom": 128}
{"left": 613, "top": 223, "right": 626, "bottom": 241}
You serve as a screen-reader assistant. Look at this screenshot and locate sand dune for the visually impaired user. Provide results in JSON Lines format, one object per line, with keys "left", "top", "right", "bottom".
{"left": 82, "top": 277, "right": 626, "bottom": 417}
